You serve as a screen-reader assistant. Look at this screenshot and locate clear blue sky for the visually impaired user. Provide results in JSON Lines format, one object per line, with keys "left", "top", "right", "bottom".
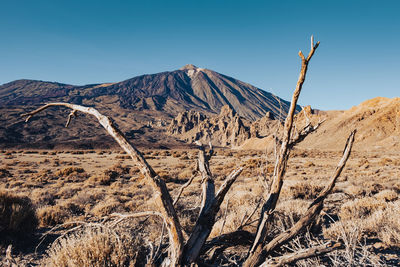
{"left": 1, "top": 0, "right": 399, "bottom": 110}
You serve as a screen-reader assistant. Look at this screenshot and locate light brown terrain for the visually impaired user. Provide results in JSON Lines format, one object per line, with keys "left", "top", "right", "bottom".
{"left": 1, "top": 142, "right": 400, "bottom": 265}
{"left": 235, "top": 97, "right": 400, "bottom": 152}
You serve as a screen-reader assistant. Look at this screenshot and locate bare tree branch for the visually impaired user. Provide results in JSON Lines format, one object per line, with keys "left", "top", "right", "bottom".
{"left": 195, "top": 141, "right": 216, "bottom": 212}
{"left": 247, "top": 37, "right": 321, "bottom": 260}
{"left": 173, "top": 172, "right": 198, "bottom": 206}
{"left": 22, "top": 103, "right": 184, "bottom": 266}
{"left": 238, "top": 198, "right": 263, "bottom": 230}
{"left": 183, "top": 141, "right": 243, "bottom": 264}
{"left": 288, "top": 119, "right": 325, "bottom": 149}
{"left": 260, "top": 241, "right": 343, "bottom": 267}
{"left": 245, "top": 130, "right": 355, "bottom": 266}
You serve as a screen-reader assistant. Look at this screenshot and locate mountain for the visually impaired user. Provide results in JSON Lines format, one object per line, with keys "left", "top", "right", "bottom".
{"left": 0, "top": 65, "right": 296, "bottom": 148}
{"left": 0, "top": 64, "right": 294, "bottom": 121}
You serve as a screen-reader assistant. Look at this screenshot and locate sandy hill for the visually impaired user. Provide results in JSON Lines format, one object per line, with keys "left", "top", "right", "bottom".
{"left": 239, "top": 97, "right": 400, "bottom": 151}
{"left": 297, "top": 97, "right": 400, "bottom": 151}
{"left": 0, "top": 65, "right": 296, "bottom": 148}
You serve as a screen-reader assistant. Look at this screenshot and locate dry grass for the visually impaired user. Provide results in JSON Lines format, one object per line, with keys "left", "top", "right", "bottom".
{"left": 42, "top": 226, "right": 137, "bottom": 267}
{"left": 0, "top": 148, "right": 399, "bottom": 265}
{"left": 0, "top": 190, "right": 37, "bottom": 237}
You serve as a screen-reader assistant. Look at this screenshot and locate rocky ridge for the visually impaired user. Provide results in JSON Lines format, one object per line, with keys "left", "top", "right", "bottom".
{"left": 167, "top": 105, "right": 279, "bottom": 147}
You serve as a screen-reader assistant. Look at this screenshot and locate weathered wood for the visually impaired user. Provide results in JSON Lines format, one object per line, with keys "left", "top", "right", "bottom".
{"left": 260, "top": 241, "right": 343, "bottom": 267}
{"left": 22, "top": 103, "right": 184, "bottom": 266}
{"left": 196, "top": 142, "right": 215, "bottom": 213}
{"left": 173, "top": 172, "right": 197, "bottom": 206}
{"left": 288, "top": 119, "right": 324, "bottom": 149}
{"left": 248, "top": 36, "right": 320, "bottom": 259}
{"left": 183, "top": 142, "right": 243, "bottom": 264}
{"left": 245, "top": 130, "right": 355, "bottom": 266}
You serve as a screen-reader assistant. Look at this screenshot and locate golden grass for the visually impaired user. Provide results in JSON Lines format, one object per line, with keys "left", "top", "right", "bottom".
{"left": 0, "top": 148, "right": 399, "bottom": 264}
{"left": 42, "top": 226, "right": 136, "bottom": 267}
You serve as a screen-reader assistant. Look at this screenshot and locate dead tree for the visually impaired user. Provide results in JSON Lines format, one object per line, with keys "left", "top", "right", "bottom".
{"left": 22, "top": 36, "right": 356, "bottom": 266}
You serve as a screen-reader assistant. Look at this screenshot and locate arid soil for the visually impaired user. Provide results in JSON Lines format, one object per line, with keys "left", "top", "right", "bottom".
{"left": 1, "top": 146, "right": 399, "bottom": 266}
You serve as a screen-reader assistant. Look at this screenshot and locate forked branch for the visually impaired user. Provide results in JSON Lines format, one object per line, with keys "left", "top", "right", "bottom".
{"left": 22, "top": 103, "right": 184, "bottom": 266}
{"left": 183, "top": 142, "right": 243, "bottom": 265}
{"left": 246, "top": 130, "right": 356, "bottom": 266}
{"left": 248, "top": 36, "right": 320, "bottom": 259}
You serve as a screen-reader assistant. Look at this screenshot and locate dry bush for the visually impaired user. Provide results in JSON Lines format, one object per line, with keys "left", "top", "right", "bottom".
{"left": 372, "top": 201, "right": 400, "bottom": 246}
{"left": 91, "top": 197, "right": 125, "bottom": 217}
{"left": 0, "top": 168, "right": 12, "bottom": 178}
{"left": 303, "top": 161, "right": 315, "bottom": 167}
{"left": 177, "top": 169, "right": 195, "bottom": 180}
{"left": 374, "top": 189, "right": 398, "bottom": 202}
{"left": 360, "top": 180, "right": 385, "bottom": 195}
{"left": 42, "top": 226, "right": 137, "bottom": 267}
{"left": 31, "top": 189, "right": 56, "bottom": 206}
{"left": 37, "top": 202, "right": 83, "bottom": 227}
{"left": 159, "top": 150, "right": 171, "bottom": 157}
{"left": 105, "top": 164, "right": 130, "bottom": 178}
{"left": 0, "top": 190, "right": 38, "bottom": 237}
{"left": 115, "top": 155, "right": 130, "bottom": 159}
{"left": 86, "top": 175, "right": 113, "bottom": 186}
{"left": 339, "top": 197, "right": 386, "bottom": 220}
{"left": 57, "top": 186, "right": 82, "bottom": 199}
{"left": 37, "top": 205, "right": 71, "bottom": 227}
{"left": 322, "top": 221, "right": 384, "bottom": 266}
{"left": 379, "top": 158, "right": 393, "bottom": 166}
{"left": 71, "top": 150, "right": 84, "bottom": 155}
{"left": 326, "top": 199, "right": 400, "bottom": 247}
{"left": 344, "top": 184, "right": 366, "bottom": 197}
{"left": 172, "top": 150, "right": 184, "bottom": 158}
{"left": 281, "top": 181, "right": 324, "bottom": 200}
{"left": 56, "top": 167, "right": 86, "bottom": 177}
{"left": 179, "top": 154, "right": 190, "bottom": 160}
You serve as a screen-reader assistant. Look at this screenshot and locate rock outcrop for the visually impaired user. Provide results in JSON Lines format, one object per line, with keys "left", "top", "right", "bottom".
{"left": 168, "top": 105, "right": 251, "bottom": 147}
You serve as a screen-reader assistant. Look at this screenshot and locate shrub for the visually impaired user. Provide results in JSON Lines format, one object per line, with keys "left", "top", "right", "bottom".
{"left": 374, "top": 189, "right": 398, "bottom": 202}
{"left": 37, "top": 205, "right": 70, "bottom": 227}
{"left": 37, "top": 202, "right": 83, "bottom": 227}
{"left": 42, "top": 226, "right": 136, "bottom": 267}
{"left": 282, "top": 181, "right": 324, "bottom": 200}
{"left": 0, "top": 168, "right": 12, "bottom": 178}
{"left": 339, "top": 197, "right": 386, "bottom": 220}
{"left": 0, "top": 190, "right": 37, "bottom": 237}
{"left": 56, "top": 167, "right": 86, "bottom": 177}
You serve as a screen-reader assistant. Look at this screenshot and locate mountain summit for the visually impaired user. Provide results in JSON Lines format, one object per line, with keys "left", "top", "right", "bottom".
{"left": 0, "top": 65, "right": 295, "bottom": 121}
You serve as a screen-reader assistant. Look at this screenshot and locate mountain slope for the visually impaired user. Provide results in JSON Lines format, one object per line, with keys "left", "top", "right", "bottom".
{"left": 0, "top": 64, "right": 295, "bottom": 121}
{"left": 0, "top": 64, "right": 296, "bottom": 148}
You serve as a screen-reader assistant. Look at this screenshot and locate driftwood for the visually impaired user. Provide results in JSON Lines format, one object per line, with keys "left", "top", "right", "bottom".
{"left": 247, "top": 36, "right": 321, "bottom": 261}
{"left": 173, "top": 172, "right": 198, "bottom": 206}
{"left": 183, "top": 142, "right": 243, "bottom": 264}
{"left": 22, "top": 37, "right": 355, "bottom": 266}
{"left": 22, "top": 103, "right": 243, "bottom": 266}
{"left": 245, "top": 130, "right": 355, "bottom": 266}
{"left": 22, "top": 103, "right": 185, "bottom": 266}
{"left": 261, "top": 241, "right": 343, "bottom": 267}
